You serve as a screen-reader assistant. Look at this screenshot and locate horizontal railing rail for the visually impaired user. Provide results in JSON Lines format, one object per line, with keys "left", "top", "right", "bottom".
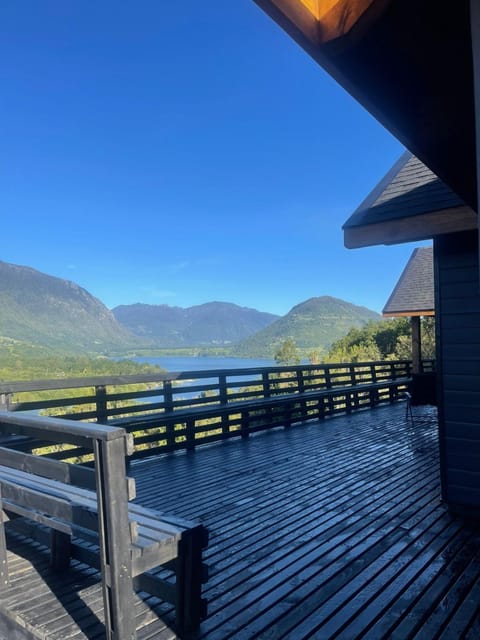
{"left": 0, "top": 359, "right": 435, "bottom": 461}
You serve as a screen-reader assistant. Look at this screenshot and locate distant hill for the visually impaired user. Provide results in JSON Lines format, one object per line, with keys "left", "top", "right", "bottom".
{"left": 112, "top": 302, "right": 279, "bottom": 347}
{"left": 0, "top": 261, "right": 144, "bottom": 354}
{"left": 233, "top": 296, "right": 382, "bottom": 357}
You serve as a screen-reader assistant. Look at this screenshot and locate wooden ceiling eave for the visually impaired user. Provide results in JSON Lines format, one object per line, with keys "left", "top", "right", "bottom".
{"left": 383, "top": 310, "right": 435, "bottom": 317}
{"left": 343, "top": 206, "right": 477, "bottom": 248}
{"left": 254, "top": 0, "right": 477, "bottom": 212}
{"left": 254, "top": 0, "right": 321, "bottom": 45}
{"left": 258, "top": 0, "right": 392, "bottom": 46}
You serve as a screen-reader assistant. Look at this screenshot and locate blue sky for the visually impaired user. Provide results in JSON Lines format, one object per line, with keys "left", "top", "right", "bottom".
{"left": 1, "top": 1, "right": 427, "bottom": 316}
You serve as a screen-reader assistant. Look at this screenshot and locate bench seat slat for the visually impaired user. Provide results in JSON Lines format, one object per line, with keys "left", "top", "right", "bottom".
{"left": 1, "top": 499, "right": 75, "bottom": 535}
{"left": 0, "top": 466, "right": 192, "bottom": 550}
{"left": 0, "top": 480, "right": 98, "bottom": 533}
{"left": 0, "top": 466, "right": 198, "bottom": 541}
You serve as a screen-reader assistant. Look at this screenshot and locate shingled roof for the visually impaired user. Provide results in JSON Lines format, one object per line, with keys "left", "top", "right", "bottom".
{"left": 343, "top": 153, "right": 476, "bottom": 248}
{"left": 383, "top": 247, "right": 434, "bottom": 317}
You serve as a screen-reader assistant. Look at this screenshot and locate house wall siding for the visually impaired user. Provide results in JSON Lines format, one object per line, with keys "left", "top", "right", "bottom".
{"left": 435, "top": 230, "right": 480, "bottom": 511}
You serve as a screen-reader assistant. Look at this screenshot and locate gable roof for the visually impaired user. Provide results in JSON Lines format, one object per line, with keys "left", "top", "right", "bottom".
{"left": 382, "top": 246, "right": 434, "bottom": 317}
{"left": 342, "top": 152, "right": 476, "bottom": 248}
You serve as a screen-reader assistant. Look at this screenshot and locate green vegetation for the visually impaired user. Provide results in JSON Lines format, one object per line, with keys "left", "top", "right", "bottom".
{"left": 325, "top": 317, "right": 435, "bottom": 363}
{"left": 0, "top": 350, "right": 163, "bottom": 382}
{"left": 0, "top": 345, "right": 167, "bottom": 462}
{"left": 274, "top": 339, "right": 301, "bottom": 365}
{"left": 272, "top": 317, "right": 435, "bottom": 365}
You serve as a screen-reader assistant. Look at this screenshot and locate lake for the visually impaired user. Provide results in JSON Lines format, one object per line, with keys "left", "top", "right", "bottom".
{"left": 131, "top": 355, "right": 276, "bottom": 373}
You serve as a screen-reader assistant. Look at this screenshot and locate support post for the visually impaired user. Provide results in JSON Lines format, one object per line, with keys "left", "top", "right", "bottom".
{"left": 471, "top": 0, "right": 480, "bottom": 272}
{"left": 175, "top": 527, "right": 207, "bottom": 633}
{"left": 95, "top": 436, "right": 136, "bottom": 640}
{"left": 50, "top": 530, "right": 71, "bottom": 570}
{"left": 95, "top": 385, "right": 108, "bottom": 423}
{"left": 0, "top": 487, "right": 9, "bottom": 588}
{"left": 411, "top": 316, "right": 422, "bottom": 375}
{"left": 163, "top": 380, "right": 173, "bottom": 412}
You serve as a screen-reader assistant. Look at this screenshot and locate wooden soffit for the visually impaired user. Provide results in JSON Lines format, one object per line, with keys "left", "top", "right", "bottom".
{"left": 344, "top": 205, "right": 478, "bottom": 248}
{"left": 254, "top": 0, "right": 477, "bottom": 211}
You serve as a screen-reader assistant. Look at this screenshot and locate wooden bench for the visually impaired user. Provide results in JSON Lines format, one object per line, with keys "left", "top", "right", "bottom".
{"left": 0, "top": 412, "right": 208, "bottom": 639}
{"left": 110, "top": 377, "right": 412, "bottom": 452}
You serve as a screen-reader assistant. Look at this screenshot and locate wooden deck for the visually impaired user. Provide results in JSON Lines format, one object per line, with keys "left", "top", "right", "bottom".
{"left": 2, "top": 403, "right": 480, "bottom": 639}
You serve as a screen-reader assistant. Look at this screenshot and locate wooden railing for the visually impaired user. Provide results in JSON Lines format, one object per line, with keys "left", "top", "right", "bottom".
{"left": 0, "top": 359, "right": 434, "bottom": 461}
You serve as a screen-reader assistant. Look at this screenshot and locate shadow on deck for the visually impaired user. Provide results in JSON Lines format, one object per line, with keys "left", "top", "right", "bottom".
{"left": 3, "top": 403, "right": 480, "bottom": 639}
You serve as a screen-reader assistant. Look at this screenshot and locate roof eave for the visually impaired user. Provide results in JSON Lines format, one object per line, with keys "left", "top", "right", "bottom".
{"left": 383, "top": 310, "right": 435, "bottom": 318}
{"left": 343, "top": 205, "right": 477, "bottom": 248}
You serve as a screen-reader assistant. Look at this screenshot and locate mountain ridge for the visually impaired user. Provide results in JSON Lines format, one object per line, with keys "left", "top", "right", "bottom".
{"left": 0, "top": 260, "right": 143, "bottom": 354}
{"left": 112, "top": 301, "right": 279, "bottom": 347}
{"left": 0, "top": 260, "right": 382, "bottom": 359}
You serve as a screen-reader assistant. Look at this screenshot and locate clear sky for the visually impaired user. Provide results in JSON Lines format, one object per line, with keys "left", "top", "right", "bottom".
{"left": 1, "top": 1, "right": 428, "bottom": 317}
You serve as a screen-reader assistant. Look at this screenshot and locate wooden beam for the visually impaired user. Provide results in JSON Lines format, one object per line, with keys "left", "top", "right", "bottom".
{"left": 254, "top": 0, "right": 321, "bottom": 44}
{"left": 314, "top": 0, "right": 390, "bottom": 45}
{"left": 383, "top": 311, "right": 434, "bottom": 318}
{"left": 265, "top": 0, "right": 390, "bottom": 44}
{"left": 343, "top": 205, "right": 477, "bottom": 248}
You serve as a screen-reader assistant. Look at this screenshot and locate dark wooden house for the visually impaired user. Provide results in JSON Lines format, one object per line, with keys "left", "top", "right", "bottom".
{"left": 254, "top": 1, "right": 480, "bottom": 517}
{"left": 344, "top": 154, "right": 480, "bottom": 515}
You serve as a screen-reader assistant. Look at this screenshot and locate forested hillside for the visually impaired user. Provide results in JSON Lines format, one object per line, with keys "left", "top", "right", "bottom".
{"left": 234, "top": 296, "right": 381, "bottom": 358}
{"left": 113, "top": 301, "right": 279, "bottom": 347}
{"left": 0, "top": 261, "right": 145, "bottom": 354}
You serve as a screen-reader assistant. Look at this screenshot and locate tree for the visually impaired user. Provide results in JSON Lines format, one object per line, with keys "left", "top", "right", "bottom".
{"left": 325, "top": 317, "right": 434, "bottom": 363}
{"left": 274, "top": 339, "right": 301, "bottom": 365}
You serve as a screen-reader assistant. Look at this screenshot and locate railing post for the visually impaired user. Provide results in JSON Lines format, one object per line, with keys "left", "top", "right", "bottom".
{"left": 0, "top": 486, "right": 9, "bottom": 588}
{"left": 218, "top": 375, "right": 229, "bottom": 438}
{"left": 241, "top": 410, "right": 249, "bottom": 439}
{"left": 297, "top": 368, "right": 305, "bottom": 394}
{"left": 262, "top": 371, "right": 271, "bottom": 398}
{"left": 95, "top": 385, "right": 108, "bottom": 423}
{"left": 325, "top": 366, "right": 332, "bottom": 390}
{"left": 390, "top": 362, "right": 397, "bottom": 380}
{"left": 349, "top": 365, "right": 357, "bottom": 386}
{"left": 186, "top": 417, "right": 196, "bottom": 451}
{"left": 262, "top": 371, "right": 274, "bottom": 427}
{"left": 219, "top": 374, "right": 227, "bottom": 404}
{"left": 94, "top": 435, "right": 136, "bottom": 640}
{"left": 325, "top": 366, "right": 334, "bottom": 415}
{"left": 164, "top": 380, "right": 173, "bottom": 413}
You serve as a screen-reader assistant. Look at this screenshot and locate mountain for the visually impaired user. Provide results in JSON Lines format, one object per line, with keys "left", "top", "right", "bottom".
{"left": 112, "top": 302, "right": 279, "bottom": 347}
{"left": 233, "top": 296, "right": 382, "bottom": 357}
{"left": 0, "top": 261, "right": 143, "bottom": 354}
